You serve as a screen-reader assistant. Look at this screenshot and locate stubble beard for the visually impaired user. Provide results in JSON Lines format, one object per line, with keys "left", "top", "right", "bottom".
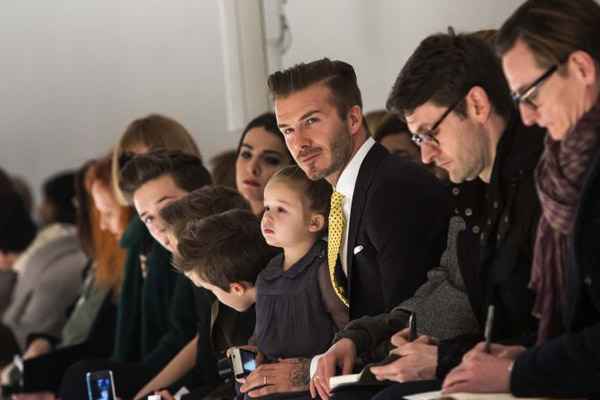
{"left": 303, "top": 128, "right": 353, "bottom": 182}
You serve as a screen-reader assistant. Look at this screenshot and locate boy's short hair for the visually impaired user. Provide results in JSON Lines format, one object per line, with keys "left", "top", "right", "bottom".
{"left": 269, "top": 165, "right": 332, "bottom": 218}
{"left": 160, "top": 185, "right": 250, "bottom": 238}
{"left": 119, "top": 150, "right": 211, "bottom": 202}
{"left": 175, "top": 209, "right": 275, "bottom": 291}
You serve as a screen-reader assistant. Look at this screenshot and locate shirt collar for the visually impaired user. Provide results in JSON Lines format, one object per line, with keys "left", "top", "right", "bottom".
{"left": 260, "top": 240, "right": 326, "bottom": 281}
{"left": 335, "top": 137, "right": 376, "bottom": 197}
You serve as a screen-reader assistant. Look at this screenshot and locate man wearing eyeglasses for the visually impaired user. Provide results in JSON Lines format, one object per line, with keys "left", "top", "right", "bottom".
{"left": 442, "top": 0, "right": 600, "bottom": 398}
{"left": 312, "top": 31, "right": 546, "bottom": 400}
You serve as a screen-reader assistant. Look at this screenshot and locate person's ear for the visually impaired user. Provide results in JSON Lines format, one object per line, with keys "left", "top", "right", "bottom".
{"left": 308, "top": 213, "right": 325, "bottom": 233}
{"left": 466, "top": 86, "right": 492, "bottom": 123}
{"left": 229, "top": 282, "right": 247, "bottom": 296}
{"left": 569, "top": 50, "right": 598, "bottom": 87}
{"left": 346, "top": 105, "right": 364, "bottom": 136}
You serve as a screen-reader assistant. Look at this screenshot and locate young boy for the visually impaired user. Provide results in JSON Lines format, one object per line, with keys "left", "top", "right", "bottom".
{"left": 135, "top": 186, "right": 267, "bottom": 399}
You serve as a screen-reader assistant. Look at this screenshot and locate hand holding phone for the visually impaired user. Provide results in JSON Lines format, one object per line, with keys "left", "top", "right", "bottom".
{"left": 229, "top": 347, "right": 257, "bottom": 379}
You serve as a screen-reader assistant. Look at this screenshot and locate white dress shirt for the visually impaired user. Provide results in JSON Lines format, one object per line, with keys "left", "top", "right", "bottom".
{"left": 334, "top": 136, "right": 376, "bottom": 275}
{"left": 310, "top": 137, "right": 376, "bottom": 377}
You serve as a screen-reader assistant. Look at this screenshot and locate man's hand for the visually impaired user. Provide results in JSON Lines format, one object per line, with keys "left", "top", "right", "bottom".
{"left": 470, "top": 342, "right": 525, "bottom": 360}
{"left": 310, "top": 338, "right": 357, "bottom": 400}
{"left": 370, "top": 331, "right": 438, "bottom": 383}
{"left": 442, "top": 342, "right": 514, "bottom": 394}
{"left": 240, "top": 358, "right": 310, "bottom": 398}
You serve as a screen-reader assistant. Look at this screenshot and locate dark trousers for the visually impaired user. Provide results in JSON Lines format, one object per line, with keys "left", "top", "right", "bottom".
{"left": 330, "top": 380, "right": 440, "bottom": 400}
{"left": 21, "top": 341, "right": 113, "bottom": 394}
{"left": 58, "top": 359, "right": 155, "bottom": 400}
{"left": 372, "top": 380, "right": 441, "bottom": 400}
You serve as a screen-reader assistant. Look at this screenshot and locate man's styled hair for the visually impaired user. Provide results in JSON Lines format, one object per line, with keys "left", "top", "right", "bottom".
{"left": 267, "top": 58, "right": 363, "bottom": 119}
{"left": 175, "top": 209, "right": 275, "bottom": 291}
{"left": 496, "top": 0, "right": 600, "bottom": 69}
{"left": 119, "top": 150, "right": 211, "bottom": 201}
{"left": 387, "top": 31, "right": 513, "bottom": 121}
{"left": 160, "top": 185, "right": 250, "bottom": 238}
{"left": 268, "top": 165, "right": 332, "bottom": 219}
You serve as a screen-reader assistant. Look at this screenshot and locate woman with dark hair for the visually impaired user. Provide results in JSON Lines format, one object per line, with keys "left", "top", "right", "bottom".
{"left": 235, "top": 112, "right": 293, "bottom": 215}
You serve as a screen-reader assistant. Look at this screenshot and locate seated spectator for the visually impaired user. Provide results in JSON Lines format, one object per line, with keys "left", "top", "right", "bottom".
{"left": 0, "top": 155, "right": 130, "bottom": 396}
{"left": 109, "top": 114, "right": 202, "bottom": 367}
{"left": 1, "top": 171, "right": 86, "bottom": 363}
{"left": 135, "top": 185, "right": 256, "bottom": 399}
{"left": 172, "top": 209, "right": 275, "bottom": 399}
{"left": 59, "top": 150, "right": 212, "bottom": 400}
{"left": 443, "top": 1, "right": 600, "bottom": 397}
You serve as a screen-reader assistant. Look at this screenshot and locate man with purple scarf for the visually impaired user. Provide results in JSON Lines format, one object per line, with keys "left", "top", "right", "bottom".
{"left": 443, "top": 0, "right": 600, "bottom": 398}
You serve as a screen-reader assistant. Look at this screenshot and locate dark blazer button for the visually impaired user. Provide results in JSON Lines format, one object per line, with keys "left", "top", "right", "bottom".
{"left": 584, "top": 275, "right": 593, "bottom": 286}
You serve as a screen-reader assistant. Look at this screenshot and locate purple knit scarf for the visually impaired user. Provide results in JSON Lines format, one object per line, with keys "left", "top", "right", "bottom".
{"left": 532, "top": 100, "right": 600, "bottom": 343}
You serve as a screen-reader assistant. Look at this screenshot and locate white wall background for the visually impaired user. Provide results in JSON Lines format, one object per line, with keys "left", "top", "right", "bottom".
{"left": 0, "top": 0, "right": 525, "bottom": 206}
{"left": 0, "top": 0, "right": 235, "bottom": 205}
{"left": 279, "top": 0, "right": 525, "bottom": 113}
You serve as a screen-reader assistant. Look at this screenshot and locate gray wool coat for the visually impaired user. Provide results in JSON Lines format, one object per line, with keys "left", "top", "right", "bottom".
{"left": 2, "top": 225, "right": 86, "bottom": 350}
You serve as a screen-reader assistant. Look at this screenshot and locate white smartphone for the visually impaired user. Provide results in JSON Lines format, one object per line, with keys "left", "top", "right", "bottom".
{"left": 85, "top": 370, "right": 117, "bottom": 400}
{"left": 230, "top": 347, "right": 257, "bottom": 379}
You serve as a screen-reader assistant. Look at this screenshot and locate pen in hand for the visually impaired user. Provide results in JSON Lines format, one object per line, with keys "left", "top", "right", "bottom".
{"left": 408, "top": 312, "right": 417, "bottom": 342}
{"left": 483, "top": 305, "right": 495, "bottom": 353}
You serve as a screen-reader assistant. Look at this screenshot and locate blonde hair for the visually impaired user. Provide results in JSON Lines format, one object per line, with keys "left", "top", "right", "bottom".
{"left": 111, "top": 114, "right": 201, "bottom": 205}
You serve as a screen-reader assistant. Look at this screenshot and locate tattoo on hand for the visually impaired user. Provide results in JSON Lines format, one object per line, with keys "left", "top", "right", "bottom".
{"left": 289, "top": 359, "right": 310, "bottom": 387}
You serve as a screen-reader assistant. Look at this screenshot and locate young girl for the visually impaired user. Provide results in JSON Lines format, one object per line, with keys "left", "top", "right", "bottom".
{"left": 254, "top": 165, "right": 348, "bottom": 361}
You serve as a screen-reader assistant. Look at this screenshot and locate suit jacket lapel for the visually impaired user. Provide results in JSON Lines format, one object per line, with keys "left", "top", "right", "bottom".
{"left": 346, "top": 143, "right": 388, "bottom": 287}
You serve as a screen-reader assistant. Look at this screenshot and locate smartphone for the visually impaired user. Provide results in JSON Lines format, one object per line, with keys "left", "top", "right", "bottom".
{"left": 230, "top": 348, "right": 257, "bottom": 379}
{"left": 85, "top": 370, "right": 117, "bottom": 400}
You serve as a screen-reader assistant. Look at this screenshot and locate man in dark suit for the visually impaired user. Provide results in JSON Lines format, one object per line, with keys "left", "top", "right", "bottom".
{"left": 269, "top": 58, "right": 449, "bottom": 320}
{"left": 238, "top": 58, "right": 449, "bottom": 399}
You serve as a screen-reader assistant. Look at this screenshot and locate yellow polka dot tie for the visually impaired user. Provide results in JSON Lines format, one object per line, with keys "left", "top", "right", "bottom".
{"left": 328, "top": 191, "right": 349, "bottom": 307}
